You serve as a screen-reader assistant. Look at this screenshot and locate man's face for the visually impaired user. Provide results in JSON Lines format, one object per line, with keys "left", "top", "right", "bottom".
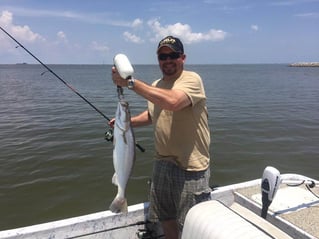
{"left": 157, "top": 46, "right": 185, "bottom": 79}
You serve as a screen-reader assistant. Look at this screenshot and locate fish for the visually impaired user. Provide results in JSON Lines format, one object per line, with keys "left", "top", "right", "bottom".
{"left": 109, "top": 99, "right": 136, "bottom": 213}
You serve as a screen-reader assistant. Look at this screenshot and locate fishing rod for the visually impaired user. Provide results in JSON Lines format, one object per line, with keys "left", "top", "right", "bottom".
{"left": 0, "top": 25, "right": 110, "bottom": 122}
{"left": 0, "top": 26, "right": 145, "bottom": 152}
{"left": 68, "top": 220, "right": 164, "bottom": 239}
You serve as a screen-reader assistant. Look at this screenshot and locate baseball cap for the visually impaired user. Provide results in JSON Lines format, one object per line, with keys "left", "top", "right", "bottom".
{"left": 157, "top": 36, "right": 184, "bottom": 54}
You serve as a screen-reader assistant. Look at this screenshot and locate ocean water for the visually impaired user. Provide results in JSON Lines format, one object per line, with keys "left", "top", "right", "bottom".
{"left": 0, "top": 64, "right": 318, "bottom": 230}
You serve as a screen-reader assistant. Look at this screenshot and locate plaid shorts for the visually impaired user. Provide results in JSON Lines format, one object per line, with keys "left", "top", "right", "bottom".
{"left": 148, "top": 160, "right": 211, "bottom": 229}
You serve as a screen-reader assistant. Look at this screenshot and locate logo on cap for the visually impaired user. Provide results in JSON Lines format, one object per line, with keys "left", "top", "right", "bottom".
{"left": 157, "top": 36, "right": 184, "bottom": 54}
{"left": 160, "top": 36, "right": 176, "bottom": 45}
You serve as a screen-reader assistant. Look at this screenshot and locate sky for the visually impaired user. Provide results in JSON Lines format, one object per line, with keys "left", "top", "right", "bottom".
{"left": 0, "top": 0, "right": 318, "bottom": 64}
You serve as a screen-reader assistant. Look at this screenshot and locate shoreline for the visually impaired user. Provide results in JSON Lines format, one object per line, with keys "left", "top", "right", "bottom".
{"left": 289, "top": 62, "right": 319, "bottom": 67}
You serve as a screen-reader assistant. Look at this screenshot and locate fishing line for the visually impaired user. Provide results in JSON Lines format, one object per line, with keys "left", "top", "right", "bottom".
{"left": 0, "top": 26, "right": 145, "bottom": 152}
{"left": 1, "top": 26, "right": 110, "bottom": 122}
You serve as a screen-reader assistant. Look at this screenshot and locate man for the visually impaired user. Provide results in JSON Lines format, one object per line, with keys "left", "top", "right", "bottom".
{"left": 111, "top": 36, "right": 211, "bottom": 239}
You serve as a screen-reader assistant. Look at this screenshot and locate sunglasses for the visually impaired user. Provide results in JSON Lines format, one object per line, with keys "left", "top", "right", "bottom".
{"left": 158, "top": 52, "right": 181, "bottom": 61}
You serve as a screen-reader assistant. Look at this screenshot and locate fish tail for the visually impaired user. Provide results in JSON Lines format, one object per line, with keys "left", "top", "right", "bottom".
{"left": 109, "top": 196, "right": 128, "bottom": 213}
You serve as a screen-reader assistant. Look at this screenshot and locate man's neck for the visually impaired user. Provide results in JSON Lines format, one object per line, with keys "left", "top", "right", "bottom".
{"left": 162, "top": 70, "right": 183, "bottom": 81}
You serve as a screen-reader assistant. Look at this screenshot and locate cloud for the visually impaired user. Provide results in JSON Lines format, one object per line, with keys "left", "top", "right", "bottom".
{"left": 147, "top": 19, "right": 227, "bottom": 44}
{"left": 270, "top": 0, "right": 319, "bottom": 6}
{"left": 90, "top": 41, "right": 109, "bottom": 52}
{"left": 131, "top": 18, "right": 143, "bottom": 28}
{"left": 122, "top": 18, "right": 145, "bottom": 43}
{"left": 270, "top": 1, "right": 297, "bottom": 6}
{"left": 0, "top": 10, "right": 109, "bottom": 62}
{"left": 1, "top": 10, "right": 228, "bottom": 63}
{"left": 294, "top": 12, "right": 319, "bottom": 18}
{"left": 3, "top": 7, "right": 134, "bottom": 27}
{"left": 0, "top": 10, "right": 45, "bottom": 44}
{"left": 0, "top": 9, "right": 12, "bottom": 26}
{"left": 123, "top": 31, "right": 144, "bottom": 44}
{"left": 57, "top": 31, "right": 68, "bottom": 43}
{"left": 251, "top": 25, "right": 259, "bottom": 31}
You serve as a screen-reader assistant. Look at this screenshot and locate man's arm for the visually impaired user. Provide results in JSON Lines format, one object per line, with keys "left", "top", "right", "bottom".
{"left": 131, "top": 110, "right": 152, "bottom": 127}
{"left": 132, "top": 80, "right": 191, "bottom": 112}
{"left": 112, "top": 67, "right": 191, "bottom": 111}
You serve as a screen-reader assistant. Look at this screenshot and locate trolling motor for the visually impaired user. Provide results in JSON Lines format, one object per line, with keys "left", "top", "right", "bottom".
{"left": 261, "top": 166, "right": 280, "bottom": 219}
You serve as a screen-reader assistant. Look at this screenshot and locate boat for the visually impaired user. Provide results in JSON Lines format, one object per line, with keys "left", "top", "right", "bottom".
{"left": 0, "top": 166, "right": 318, "bottom": 239}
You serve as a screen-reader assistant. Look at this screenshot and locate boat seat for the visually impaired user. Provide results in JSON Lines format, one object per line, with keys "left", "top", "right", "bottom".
{"left": 181, "top": 200, "right": 293, "bottom": 239}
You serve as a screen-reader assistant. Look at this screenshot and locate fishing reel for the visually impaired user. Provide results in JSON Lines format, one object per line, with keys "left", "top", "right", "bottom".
{"left": 104, "top": 128, "right": 114, "bottom": 142}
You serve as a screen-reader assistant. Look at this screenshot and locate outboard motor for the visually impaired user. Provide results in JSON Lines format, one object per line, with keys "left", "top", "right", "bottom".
{"left": 261, "top": 166, "right": 280, "bottom": 219}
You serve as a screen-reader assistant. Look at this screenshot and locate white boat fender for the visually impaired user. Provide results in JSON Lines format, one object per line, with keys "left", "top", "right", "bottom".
{"left": 181, "top": 200, "right": 292, "bottom": 239}
{"left": 113, "top": 53, "right": 134, "bottom": 79}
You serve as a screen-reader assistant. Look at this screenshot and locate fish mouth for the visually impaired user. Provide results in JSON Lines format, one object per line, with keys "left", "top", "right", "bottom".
{"left": 119, "top": 100, "right": 129, "bottom": 107}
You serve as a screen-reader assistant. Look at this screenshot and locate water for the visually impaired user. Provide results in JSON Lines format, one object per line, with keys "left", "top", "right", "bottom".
{"left": 0, "top": 64, "right": 318, "bottom": 230}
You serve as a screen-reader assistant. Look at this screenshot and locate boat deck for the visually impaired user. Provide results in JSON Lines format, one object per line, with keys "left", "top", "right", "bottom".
{"left": 235, "top": 183, "right": 319, "bottom": 239}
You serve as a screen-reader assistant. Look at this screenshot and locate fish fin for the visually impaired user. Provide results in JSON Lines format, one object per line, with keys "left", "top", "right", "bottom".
{"left": 109, "top": 196, "right": 128, "bottom": 213}
{"left": 112, "top": 173, "right": 118, "bottom": 186}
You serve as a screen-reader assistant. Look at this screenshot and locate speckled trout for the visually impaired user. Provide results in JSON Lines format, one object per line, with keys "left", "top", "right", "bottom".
{"left": 109, "top": 99, "right": 136, "bottom": 213}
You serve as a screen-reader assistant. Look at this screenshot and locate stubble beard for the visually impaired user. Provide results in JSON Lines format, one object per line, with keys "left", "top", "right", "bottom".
{"left": 161, "top": 62, "right": 178, "bottom": 77}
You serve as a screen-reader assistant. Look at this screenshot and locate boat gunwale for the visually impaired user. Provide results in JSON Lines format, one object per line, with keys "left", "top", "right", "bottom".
{"left": 0, "top": 174, "right": 317, "bottom": 239}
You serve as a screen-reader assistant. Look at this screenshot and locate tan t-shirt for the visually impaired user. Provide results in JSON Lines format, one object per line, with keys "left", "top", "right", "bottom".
{"left": 148, "top": 70, "right": 210, "bottom": 171}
